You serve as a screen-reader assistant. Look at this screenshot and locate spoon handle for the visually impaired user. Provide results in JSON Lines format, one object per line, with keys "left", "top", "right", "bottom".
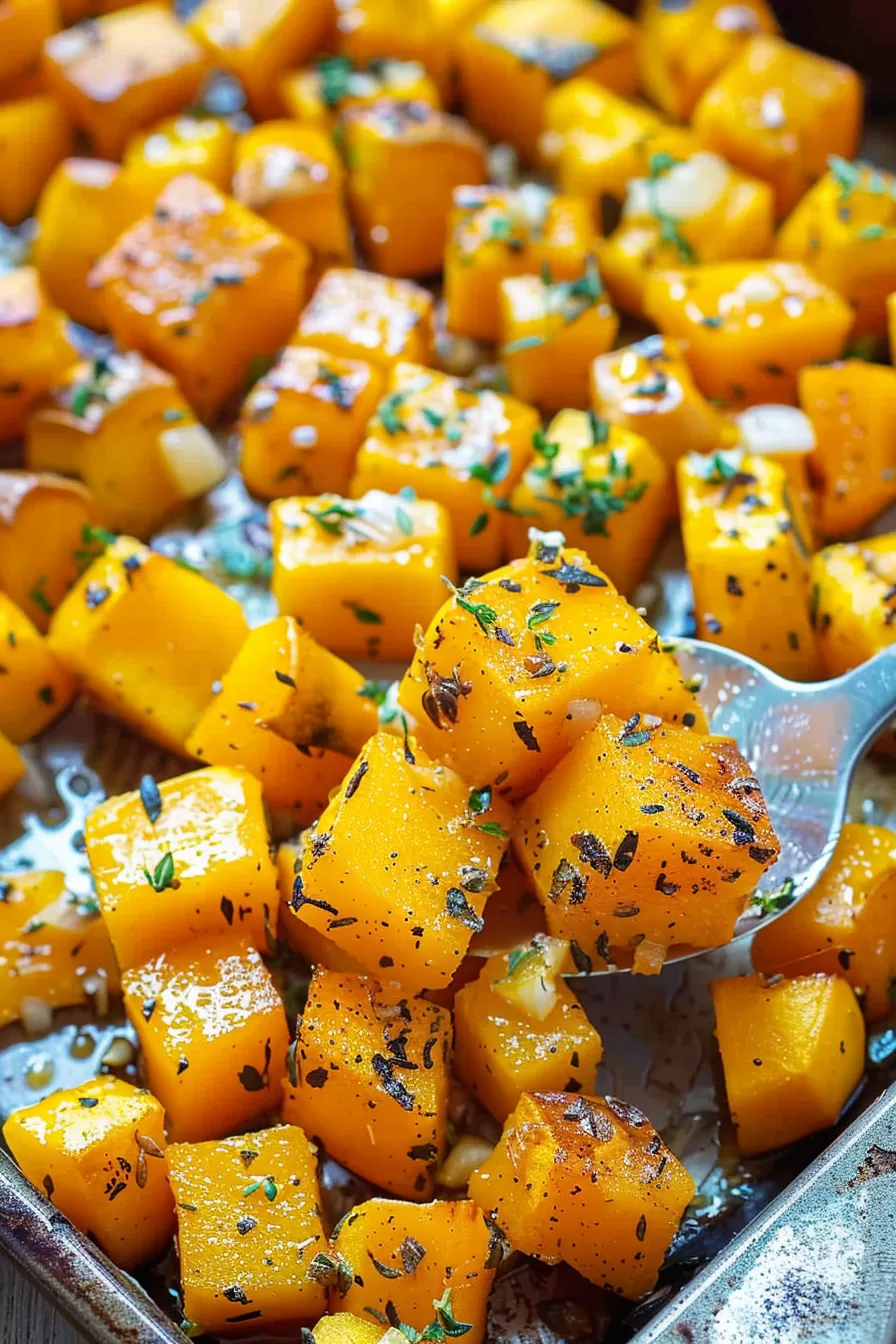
{"left": 833, "top": 645, "right": 896, "bottom": 759}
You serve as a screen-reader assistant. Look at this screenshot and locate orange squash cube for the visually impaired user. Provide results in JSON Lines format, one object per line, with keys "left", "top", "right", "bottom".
{"left": 85, "top": 765, "right": 276, "bottom": 970}
{"left": 692, "top": 35, "right": 863, "bottom": 219}
{"left": 0, "top": 592, "right": 74, "bottom": 742}
{"left": 282, "top": 969, "right": 451, "bottom": 1199}
{"left": 271, "top": 492, "right": 455, "bottom": 663}
{"left": 281, "top": 56, "right": 440, "bottom": 133}
{"left": 809, "top": 535, "right": 896, "bottom": 679}
{"left": 291, "top": 732, "right": 512, "bottom": 994}
{"left": 0, "top": 472, "right": 99, "bottom": 634}
{"left": 0, "top": 268, "right": 78, "bottom": 443}
{"left": 515, "top": 711, "right": 780, "bottom": 970}
{"left": 444, "top": 185, "right": 596, "bottom": 343}
{"left": 168, "top": 1125, "right": 326, "bottom": 1335}
{"left": 0, "top": 0, "right": 56, "bottom": 85}
{"left": 0, "top": 870, "right": 119, "bottom": 1030}
{"left": 504, "top": 410, "right": 673, "bottom": 593}
{"left": 350, "top": 362, "right": 538, "bottom": 572}
{"left": 333, "top": 0, "right": 485, "bottom": 101}
{"left": 468, "top": 1091, "right": 695, "bottom": 1299}
{"left": 3, "top": 1076, "right": 174, "bottom": 1270}
{"left": 644, "top": 261, "right": 853, "bottom": 408}
{"left": 296, "top": 268, "right": 435, "bottom": 372}
{"left": 0, "top": 732, "right": 25, "bottom": 799}
{"left": 240, "top": 343, "right": 384, "bottom": 499}
{"left": 90, "top": 174, "right": 308, "bottom": 423}
{"left": 48, "top": 537, "right": 247, "bottom": 754}
{"left": 344, "top": 100, "right": 487, "bottom": 278}
{"left": 123, "top": 114, "right": 236, "bottom": 198}
{"left": 122, "top": 940, "right": 289, "bottom": 1142}
{"left": 42, "top": 5, "right": 208, "bottom": 160}
{"left": 711, "top": 972, "right": 865, "bottom": 1155}
{"left": 458, "top": 0, "right": 638, "bottom": 163}
{"left": 399, "top": 534, "right": 704, "bottom": 801}
{"left": 275, "top": 842, "right": 368, "bottom": 973}
{"left": 0, "top": 95, "right": 72, "bottom": 227}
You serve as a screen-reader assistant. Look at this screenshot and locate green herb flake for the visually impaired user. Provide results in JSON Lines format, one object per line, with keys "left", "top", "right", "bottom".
{"left": 468, "top": 786, "right": 492, "bottom": 815}
{"left": 143, "top": 852, "right": 176, "bottom": 893}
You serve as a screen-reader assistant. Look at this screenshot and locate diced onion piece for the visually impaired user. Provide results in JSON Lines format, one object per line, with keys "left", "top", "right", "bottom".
{"left": 20, "top": 997, "right": 54, "bottom": 1038}
{"left": 626, "top": 152, "right": 730, "bottom": 222}
{"left": 735, "top": 404, "right": 816, "bottom": 457}
{"left": 492, "top": 933, "right": 571, "bottom": 1022}
{"left": 158, "top": 423, "right": 228, "bottom": 501}
{"left": 566, "top": 697, "right": 602, "bottom": 727}
{"left": 437, "top": 1134, "right": 496, "bottom": 1188}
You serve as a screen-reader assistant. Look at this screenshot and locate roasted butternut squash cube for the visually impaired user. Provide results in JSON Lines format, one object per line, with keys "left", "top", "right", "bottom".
{"left": 399, "top": 534, "right": 704, "bottom": 801}
{"left": 185, "top": 618, "right": 356, "bottom": 830}
{"left": 809, "top": 535, "right": 896, "bottom": 679}
{"left": 271, "top": 492, "right": 454, "bottom": 663}
{"left": 638, "top": 0, "right": 778, "bottom": 123}
{"left": 752, "top": 824, "right": 896, "bottom": 1022}
{"left": 42, "top": 5, "right": 208, "bottom": 160}
{"left": 123, "top": 114, "right": 236, "bottom": 198}
{"left": 343, "top": 100, "right": 487, "bottom": 279}
{"left": 90, "top": 174, "right": 308, "bottom": 423}
{"left": 0, "top": 470, "right": 98, "bottom": 632}
{"left": 330, "top": 1197, "right": 496, "bottom": 1344}
{"left": 276, "top": 842, "right": 368, "bottom": 973}
{"left": 0, "top": 732, "right": 25, "bottom": 798}
{"left": 590, "top": 335, "right": 735, "bottom": 469}
{"left": 458, "top": 0, "right": 638, "bottom": 163}
{"left": 281, "top": 56, "right": 440, "bottom": 133}
{"left": 291, "top": 732, "right": 512, "bottom": 994}
{"left": 28, "top": 352, "right": 227, "bottom": 537}
{"left": 240, "top": 344, "right": 385, "bottom": 499}
{"left": 692, "top": 35, "right": 863, "bottom": 220}
{"left": 454, "top": 937, "right": 601, "bottom": 1120}
{"left": 282, "top": 969, "right": 451, "bottom": 1200}
{"left": 711, "top": 972, "right": 865, "bottom": 1155}
{"left": 799, "top": 361, "right": 896, "bottom": 539}
{"left": 0, "top": 870, "right": 119, "bottom": 1030}
{"left": 85, "top": 764, "right": 276, "bottom": 970}
{"left": 3, "top": 1076, "right": 174, "bottom": 1270}
{"left": 313, "top": 1317, "right": 384, "bottom": 1344}
{"left": 504, "top": 411, "right": 673, "bottom": 593}
{"left": 169, "top": 1125, "right": 325, "bottom": 1334}
{"left": 678, "top": 450, "right": 818, "bottom": 680}
{"left": 48, "top": 537, "right": 247, "bottom": 753}
{"left": 515, "top": 711, "right": 780, "bottom": 970}
{"left": 296, "top": 268, "right": 435, "bottom": 372}
{"left": 644, "top": 261, "right": 853, "bottom": 408}
{"left": 540, "top": 78, "right": 672, "bottom": 202}
{"left": 350, "top": 363, "right": 538, "bottom": 572}
{"left": 0, "top": 0, "right": 56, "bottom": 84}
{"left": 0, "top": 592, "right": 74, "bottom": 742}
{"left": 233, "top": 122, "right": 352, "bottom": 271}
{"left": 0, "top": 95, "right": 72, "bottom": 227}
{"left": 444, "top": 184, "right": 596, "bottom": 344}
{"left": 188, "top": 0, "right": 331, "bottom": 119}
{"left": 600, "top": 151, "right": 774, "bottom": 321}
{"left": 333, "top": 0, "right": 484, "bottom": 101}
{"left": 500, "top": 267, "right": 618, "bottom": 411}
{"left": 468, "top": 1091, "right": 694, "bottom": 1298}
{"left": 123, "top": 940, "right": 289, "bottom": 1143}
{"left": 0, "top": 268, "right": 77, "bottom": 443}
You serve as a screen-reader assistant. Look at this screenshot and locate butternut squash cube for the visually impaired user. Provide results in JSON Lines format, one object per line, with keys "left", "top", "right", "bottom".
{"left": 590, "top": 335, "right": 735, "bottom": 470}
{"left": 291, "top": 732, "right": 512, "bottom": 994}
{"left": 799, "top": 360, "right": 896, "bottom": 539}
{"left": 343, "top": 100, "right": 487, "bottom": 278}
{"left": 3, "top": 1076, "right": 174, "bottom": 1270}
{"left": 240, "top": 343, "right": 384, "bottom": 499}
{"left": 350, "top": 363, "right": 538, "bottom": 572}
{"left": 399, "top": 534, "right": 704, "bottom": 801}
{"left": 644, "top": 261, "right": 853, "bottom": 408}
{"left": 0, "top": 0, "right": 56, "bottom": 85}
{"left": 444, "top": 184, "right": 596, "bottom": 344}
{"left": 27, "top": 352, "right": 227, "bottom": 537}
{"left": 281, "top": 56, "right": 440, "bottom": 133}
{"left": 333, "top": 0, "right": 485, "bottom": 101}
{"left": 187, "top": 0, "right": 332, "bottom": 119}
{"left": 48, "top": 537, "right": 247, "bottom": 754}
{"left": 185, "top": 618, "right": 357, "bottom": 830}
{"left": 271, "top": 492, "right": 454, "bottom": 662}
{"left": 296, "top": 268, "right": 435, "bottom": 372}
{"left": 90, "top": 174, "right": 308, "bottom": 422}
{"left": 500, "top": 267, "right": 619, "bottom": 412}
{"left": 711, "top": 972, "right": 865, "bottom": 1155}
{"left": 0, "top": 95, "right": 72, "bottom": 227}
{"left": 168, "top": 1125, "right": 326, "bottom": 1334}
{"left": 122, "top": 940, "right": 289, "bottom": 1143}
{"left": 42, "top": 5, "right": 208, "bottom": 160}
{"left": 752, "top": 824, "right": 896, "bottom": 1022}
{"left": 85, "top": 764, "right": 276, "bottom": 970}
{"left": 276, "top": 842, "right": 367, "bottom": 973}
{"left": 458, "top": 0, "right": 638, "bottom": 163}
{"left": 540, "top": 79, "right": 673, "bottom": 203}
{"left": 809, "top": 535, "right": 896, "bottom": 679}
{"left": 468, "top": 1091, "right": 695, "bottom": 1299}
{"left": 692, "top": 35, "right": 863, "bottom": 220}
{"left": 638, "top": 0, "right": 779, "bottom": 123}
{"left": 0, "top": 592, "right": 74, "bottom": 742}
{"left": 678, "top": 449, "right": 818, "bottom": 680}
{"left": 0, "top": 732, "right": 25, "bottom": 799}
{"left": 330, "top": 1197, "right": 496, "bottom": 1344}
{"left": 0, "top": 471, "right": 98, "bottom": 633}
{"left": 123, "top": 114, "right": 236, "bottom": 198}
{"left": 515, "top": 711, "right": 780, "bottom": 970}
{"left": 233, "top": 122, "right": 353, "bottom": 271}
{"left": 505, "top": 411, "right": 673, "bottom": 592}
{"left": 0, "top": 269, "right": 78, "bottom": 444}
{"left": 0, "top": 870, "right": 119, "bottom": 1030}
{"left": 282, "top": 969, "right": 451, "bottom": 1200}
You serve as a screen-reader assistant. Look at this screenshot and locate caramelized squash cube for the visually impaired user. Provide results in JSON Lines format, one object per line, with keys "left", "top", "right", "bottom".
{"left": 333, "top": 0, "right": 485, "bottom": 101}
{"left": 809, "top": 535, "right": 896, "bottom": 678}
{"left": 281, "top": 56, "right": 440, "bottom": 133}
{"left": 540, "top": 78, "right": 671, "bottom": 203}
{"left": 296, "top": 268, "right": 435, "bottom": 372}
{"left": 0, "top": 94, "right": 72, "bottom": 227}
{"left": 123, "top": 114, "right": 236, "bottom": 198}
{"left": 0, "top": 471, "right": 98, "bottom": 632}
{"left": 0, "top": 268, "right": 78, "bottom": 444}
{"left": 0, "top": 592, "right": 74, "bottom": 741}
